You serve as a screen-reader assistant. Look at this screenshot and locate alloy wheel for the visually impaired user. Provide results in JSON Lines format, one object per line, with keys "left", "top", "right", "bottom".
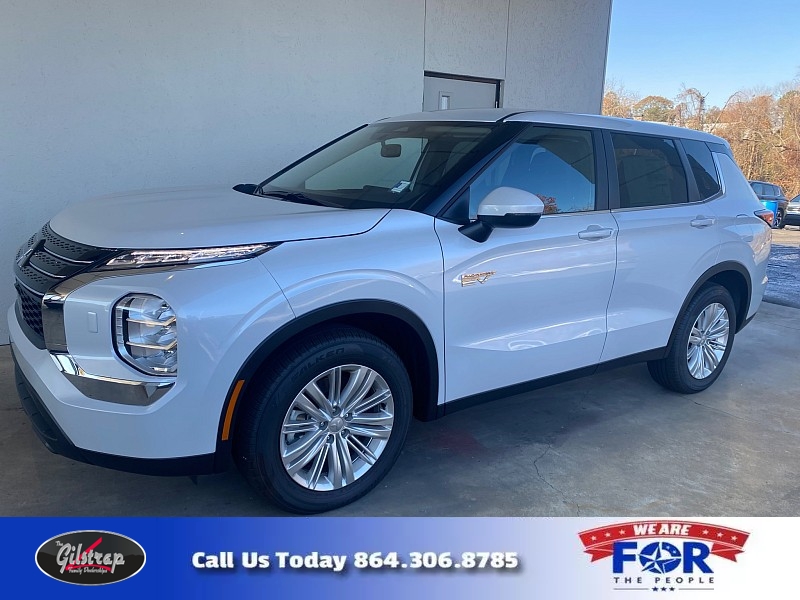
{"left": 686, "top": 302, "right": 730, "bottom": 379}
{"left": 279, "top": 364, "right": 394, "bottom": 491}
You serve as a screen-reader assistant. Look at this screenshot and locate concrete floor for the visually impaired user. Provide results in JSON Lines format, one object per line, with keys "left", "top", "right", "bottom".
{"left": 1, "top": 301, "right": 799, "bottom": 516}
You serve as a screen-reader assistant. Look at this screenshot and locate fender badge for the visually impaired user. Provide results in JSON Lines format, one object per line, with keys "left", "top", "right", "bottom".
{"left": 461, "top": 271, "right": 496, "bottom": 286}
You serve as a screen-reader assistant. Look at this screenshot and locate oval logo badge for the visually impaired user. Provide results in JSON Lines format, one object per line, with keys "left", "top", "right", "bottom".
{"left": 35, "top": 530, "right": 145, "bottom": 585}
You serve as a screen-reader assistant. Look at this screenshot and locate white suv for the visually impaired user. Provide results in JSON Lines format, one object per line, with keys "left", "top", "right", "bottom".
{"left": 9, "top": 109, "right": 771, "bottom": 513}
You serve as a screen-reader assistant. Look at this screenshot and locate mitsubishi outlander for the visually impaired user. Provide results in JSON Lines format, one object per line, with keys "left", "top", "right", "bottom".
{"left": 10, "top": 109, "right": 772, "bottom": 512}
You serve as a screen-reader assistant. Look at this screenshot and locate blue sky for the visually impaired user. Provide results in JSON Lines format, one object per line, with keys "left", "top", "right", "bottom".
{"left": 605, "top": 0, "right": 800, "bottom": 106}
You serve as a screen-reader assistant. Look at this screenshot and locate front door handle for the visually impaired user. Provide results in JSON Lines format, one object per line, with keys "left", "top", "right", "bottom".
{"left": 578, "top": 226, "right": 614, "bottom": 240}
{"left": 690, "top": 216, "right": 716, "bottom": 228}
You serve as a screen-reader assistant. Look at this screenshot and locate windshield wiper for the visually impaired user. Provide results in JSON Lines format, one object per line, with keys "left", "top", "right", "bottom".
{"left": 258, "top": 189, "right": 326, "bottom": 207}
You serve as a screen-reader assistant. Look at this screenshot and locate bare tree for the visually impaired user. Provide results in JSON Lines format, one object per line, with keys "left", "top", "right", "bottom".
{"left": 675, "top": 86, "right": 709, "bottom": 130}
{"left": 602, "top": 80, "right": 639, "bottom": 119}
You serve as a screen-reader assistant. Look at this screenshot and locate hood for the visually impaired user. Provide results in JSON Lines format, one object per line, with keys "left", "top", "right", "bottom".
{"left": 48, "top": 186, "right": 389, "bottom": 249}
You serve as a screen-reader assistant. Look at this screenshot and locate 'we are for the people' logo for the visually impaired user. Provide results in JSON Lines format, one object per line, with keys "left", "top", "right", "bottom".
{"left": 578, "top": 521, "right": 749, "bottom": 593}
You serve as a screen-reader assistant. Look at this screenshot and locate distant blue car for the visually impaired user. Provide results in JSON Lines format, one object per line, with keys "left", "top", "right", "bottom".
{"left": 749, "top": 180, "right": 788, "bottom": 228}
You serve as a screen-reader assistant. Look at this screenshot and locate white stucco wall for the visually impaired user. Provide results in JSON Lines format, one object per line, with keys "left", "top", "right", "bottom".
{"left": 0, "top": 0, "right": 610, "bottom": 342}
{"left": 425, "top": 0, "right": 612, "bottom": 112}
{"left": 424, "top": 0, "right": 510, "bottom": 80}
{"left": 504, "top": 0, "right": 612, "bottom": 112}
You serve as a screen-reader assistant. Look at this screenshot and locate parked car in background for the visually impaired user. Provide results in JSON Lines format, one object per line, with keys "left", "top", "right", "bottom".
{"left": 10, "top": 109, "right": 772, "bottom": 513}
{"left": 749, "top": 180, "right": 788, "bottom": 228}
{"left": 785, "top": 194, "right": 800, "bottom": 228}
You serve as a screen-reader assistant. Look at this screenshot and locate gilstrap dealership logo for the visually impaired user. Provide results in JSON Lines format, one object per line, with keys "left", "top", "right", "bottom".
{"left": 578, "top": 521, "right": 749, "bottom": 593}
{"left": 36, "top": 530, "right": 146, "bottom": 585}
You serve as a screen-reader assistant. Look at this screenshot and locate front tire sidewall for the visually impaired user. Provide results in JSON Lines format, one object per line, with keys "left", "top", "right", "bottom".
{"left": 253, "top": 336, "right": 411, "bottom": 513}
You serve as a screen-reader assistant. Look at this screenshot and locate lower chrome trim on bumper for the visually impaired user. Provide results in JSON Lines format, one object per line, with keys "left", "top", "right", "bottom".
{"left": 51, "top": 353, "right": 174, "bottom": 406}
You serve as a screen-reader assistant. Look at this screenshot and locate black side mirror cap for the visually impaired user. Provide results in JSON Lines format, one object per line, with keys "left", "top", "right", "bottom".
{"left": 233, "top": 183, "right": 259, "bottom": 195}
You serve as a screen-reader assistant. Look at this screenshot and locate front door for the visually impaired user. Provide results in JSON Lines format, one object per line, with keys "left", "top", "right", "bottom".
{"left": 435, "top": 124, "right": 617, "bottom": 402}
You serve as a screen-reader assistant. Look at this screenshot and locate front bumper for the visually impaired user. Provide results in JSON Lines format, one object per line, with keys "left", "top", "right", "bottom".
{"left": 784, "top": 212, "right": 800, "bottom": 226}
{"left": 12, "top": 351, "right": 217, "bottom": 475}
{"left": 7, "top": 253, "right": 295, "bottom": 473}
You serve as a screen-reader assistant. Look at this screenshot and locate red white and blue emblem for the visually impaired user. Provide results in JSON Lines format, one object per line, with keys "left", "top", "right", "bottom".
{"left": 578, "top": 520, "right": 750, "bottom": 593}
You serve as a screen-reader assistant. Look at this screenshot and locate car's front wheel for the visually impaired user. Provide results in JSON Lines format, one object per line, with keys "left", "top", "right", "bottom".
{"left": 648, "top": 284, "right": 736, "bottom": 394}
{"left": 234, "top": 326, "right": 412, "bottom": 513}
{"left": 776, "top": 210, "right": 786, "bottom": 229}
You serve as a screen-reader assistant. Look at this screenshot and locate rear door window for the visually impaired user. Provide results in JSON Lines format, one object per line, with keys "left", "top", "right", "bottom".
{"left": 611, "top": 133, "right": 688, "bottom": 208}
{"left": 681, "top": 139, "right": 721, "bottom": 200}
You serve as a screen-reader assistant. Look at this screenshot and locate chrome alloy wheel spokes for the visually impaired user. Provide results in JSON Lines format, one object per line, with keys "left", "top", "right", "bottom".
{"left": 280, "top": 365, "right": 394, "bottom": 491}
{"left": 687, "top": 302, "right": 730, "bottom": 380}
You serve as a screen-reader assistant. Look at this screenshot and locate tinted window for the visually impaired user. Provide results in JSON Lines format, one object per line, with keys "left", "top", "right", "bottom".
{"left": 612, "top": 133, "right": 688, "bottom": 208}
{"left": 681, "top": 139, "right": 721, "bottom": 200}
{"left": 467, "top": 126, "right": 596, "bottom": 218}
{"left": 260, "top": 122, "right": 514, "bottom": 211}
{"left": 750, "top": 182, "right": 764, "bottom": 195}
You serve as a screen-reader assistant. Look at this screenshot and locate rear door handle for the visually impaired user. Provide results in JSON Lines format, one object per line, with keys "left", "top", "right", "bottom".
{"left": 690, "top": 216, "right": 716, "bottom": 228}
{"left": 578, "top": 226, "right": 614, "bottom": 240}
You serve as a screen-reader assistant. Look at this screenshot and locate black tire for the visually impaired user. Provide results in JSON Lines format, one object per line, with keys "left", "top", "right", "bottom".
{"left": 234, "top": 326, "right": 412, "bottom": 513}
{"left": 647, "top": 283, "right": 736, "bottom": 394}
{"left": 776, "top": 211, "right": 786, "bottom": 229}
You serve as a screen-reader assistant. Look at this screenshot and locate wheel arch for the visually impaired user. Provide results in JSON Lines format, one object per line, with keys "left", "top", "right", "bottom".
{"left": 666, "top": 261, "right": 752, "bottom": 353}
{"left": 214, "top": 300, "right": 440, "bottom": 464}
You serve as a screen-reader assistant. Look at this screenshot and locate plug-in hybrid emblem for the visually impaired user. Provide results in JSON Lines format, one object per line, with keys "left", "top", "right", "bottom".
{"left": 461, "top": 271, "right": 496, "bottom": 286}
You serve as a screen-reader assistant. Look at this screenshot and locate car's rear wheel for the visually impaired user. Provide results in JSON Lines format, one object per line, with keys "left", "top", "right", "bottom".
{"left": 648, "top": 284, "right": 736, "bottom": 394}
{"left": 234, "top": 326, "right": 412, "bottom": 513}
{"left": 776, "top": 210, "right": 786, "bottom": 229}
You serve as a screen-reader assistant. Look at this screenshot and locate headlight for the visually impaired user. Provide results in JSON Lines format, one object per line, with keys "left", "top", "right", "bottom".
{"left": 115, "top": 294, "right": 177, "bottom": 376}
{"left": 102, "top": 243, "right": 275, "bottom": 269}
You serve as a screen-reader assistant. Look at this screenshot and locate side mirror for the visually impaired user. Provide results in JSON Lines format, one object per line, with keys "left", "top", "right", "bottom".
{"left": 233, "top": 183, "right": 259, "bottom": 195}
{"left": 459, "top": 187, "right": 545, "bottom": 242}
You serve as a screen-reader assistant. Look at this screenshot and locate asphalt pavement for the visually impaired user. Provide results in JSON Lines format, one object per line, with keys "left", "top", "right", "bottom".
{"left": 765, "top": 227, "right": 800, "bottom": 308}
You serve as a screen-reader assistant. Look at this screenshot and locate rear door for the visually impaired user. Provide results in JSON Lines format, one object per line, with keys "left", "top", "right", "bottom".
{"left": 601, "top": 131, "right": 722, "bottom": 362}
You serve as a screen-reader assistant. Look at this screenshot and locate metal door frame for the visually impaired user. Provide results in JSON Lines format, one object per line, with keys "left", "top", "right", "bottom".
{"left": 423, "top": 71, "right": 503, "bottom": 108}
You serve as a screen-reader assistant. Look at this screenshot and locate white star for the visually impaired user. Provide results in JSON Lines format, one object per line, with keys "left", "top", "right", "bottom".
{"left": 605, "top": 532, "right": 612, "bottom": 538}
{"left": 731, "top": 536, "right": 738, "bottom": 542}
{"left": 619, "top": 529, "right": 626, "bottom": 535}
{"left": 702, "top": 529, "right": 709, "bottom": 535}
{"left": 591, "top": 535, "right": 597, "bottom": 541}
{"left": 717, "top": 532, "right": 724, "bottom": 538}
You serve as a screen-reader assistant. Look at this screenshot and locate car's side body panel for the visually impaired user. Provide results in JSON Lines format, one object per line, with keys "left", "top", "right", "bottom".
{"left": 435, "top": 212, "right": 617, "bottom": 401}
{"left": 261, "top": 209, "right": 447, "bottom": 406}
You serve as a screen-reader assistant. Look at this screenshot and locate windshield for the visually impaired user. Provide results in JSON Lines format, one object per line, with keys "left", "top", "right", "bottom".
{"left": 258, "top": 121, "right": 508, "bottom": 211}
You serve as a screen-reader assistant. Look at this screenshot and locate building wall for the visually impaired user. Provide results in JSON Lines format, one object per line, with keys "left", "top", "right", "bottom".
{"left": 0, "top": 0, "right": 611, "bottom": 341}
{"left": 424, "top": 0, "right": 510, "bottom": 80}
{"left": 504, "top": 0, "right": 613, "bottom": 111}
